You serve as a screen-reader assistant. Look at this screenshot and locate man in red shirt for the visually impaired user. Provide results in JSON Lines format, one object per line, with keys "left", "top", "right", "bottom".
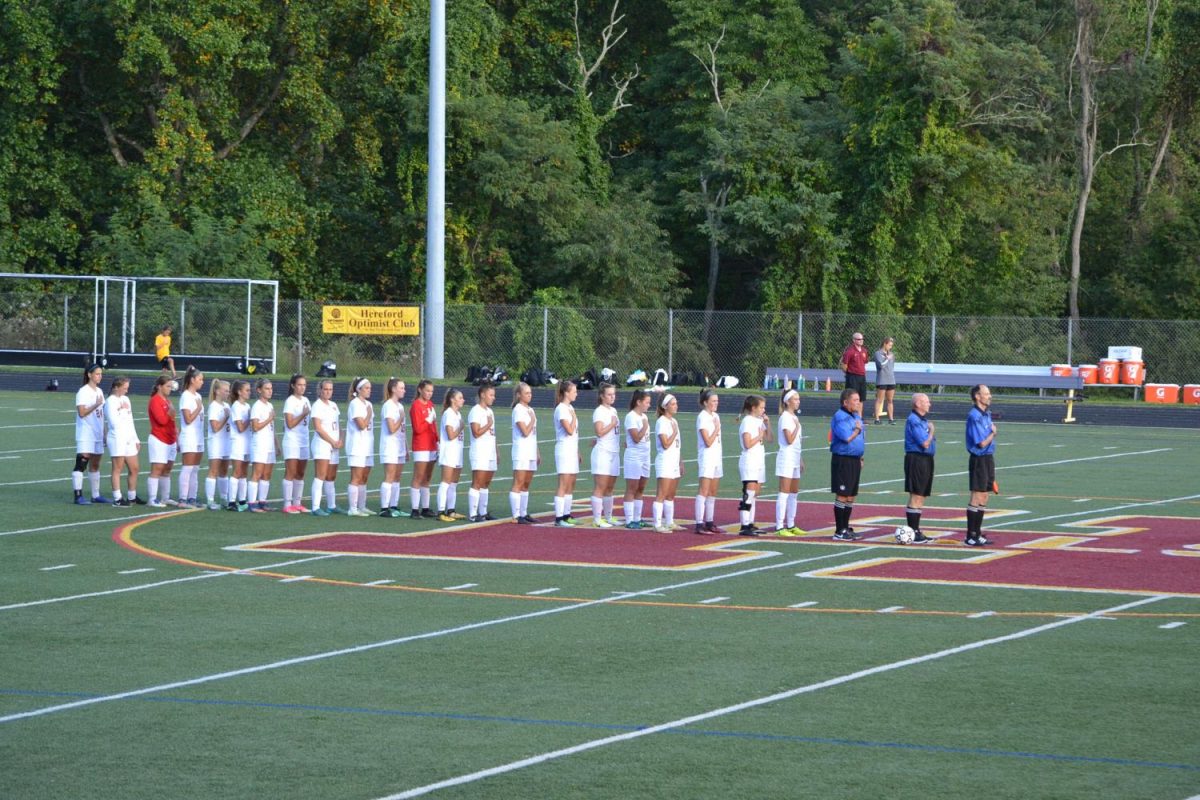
{"left": 840, "top": 331, "right": 869, "bottom": 402}
{"left": 408, "top": 379, "right": 439, "bottom": 518}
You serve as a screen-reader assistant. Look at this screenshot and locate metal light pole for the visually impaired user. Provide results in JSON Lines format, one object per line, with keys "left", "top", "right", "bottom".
{"left": 424, "top": 0, "right": 446, "bottom": 379}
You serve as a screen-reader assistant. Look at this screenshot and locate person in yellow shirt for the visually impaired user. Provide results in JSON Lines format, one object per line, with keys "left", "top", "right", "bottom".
{"left": 155, "top": 325, "right": 176, "bottom": 379}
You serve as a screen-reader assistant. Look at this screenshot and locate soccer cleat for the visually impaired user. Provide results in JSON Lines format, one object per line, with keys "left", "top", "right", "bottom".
{"left": 92, "top": 494, "right": 111, "bottom": 504}
{"left": 694, "top": 523, "right": 709, "bottom": 535}
{"left": 449, "top": 510, "right": 467, "bottom": 520}
{"left": 654, "top": 524, "right": 671, "bottom": 533}
{"left": 387, "top": 508, "right": 402, "bottom": 518}
{"left": 236, "top": 502, "right": 250, "bottom": 512}
{"left": 114, "top": 498, "right": 132, "bottom": 508}
{"left": 833, "top": 529, "right": 856, "bottom": 542}
{"left": 912, "top": 530, "right": 932, "bottom": 543}
{"left": 964, "top": 537, "right": 983, "bottom": 547}
{"left": 483, "top": 513, "right": 497, "bottom": 521}
{"left": 207, "top": 502, "right": 222, "bottom": 511}
{"left": 73, "top": 494, "right": 91, "bottom": 505}
{"left": 606, "top": 517, "right": 620, "bottom": 527}
{"left": 147, "top": 500, "right": 167, "bottom": 508}
{"left": 410, "top": 510, "right": 422, "bottom": 520}
{"left": 776, "top": 527, "right": 797, "bottom": 537}
{"left": 311, "top": 508, "right": 331, "bottom": 517}
{"left": 555, "top": 518, "right": 575, "bottom": 528}
{"left": 421, "top": 508, "right": 437, "bottom": 519}
{"left": 975, "top": 534, "right": 991, "bottom": 546}
{"left": 738, "top": 525, "right": 761, "bottom": 536}
{"left": 704, "top": 521, "right": 719, "bottom": 533}
{"left": 438, "top": 513, "right": 456, "bottom": 523}
{"left": 595, "top": 518, "right": 614, "bottom": 529}
{"left": 164, "top": 499, "right": 180, "bottom": 507}
{"left": 226, "top": 502, "right": 239, "bottom": 511}
{"left": 888, "top": 419, "right": 896, "bottom": 425}
{"left": 131, "top": 497, "right": 147, "bottom": 505}
{"left": 347, "top": 508, "right": 368, "bottom": 517}
{"left": 625, "top": 521, "right": 640, "bottom": 530}
{"left": 250, "top": 505, "right": 267, "bottom": 513}
{"left": 378, "top": 508, "right": 392, "bottom": 517}
{"left": 294, "top": 505, "right": 310, "bottom": 513}
{"left": 519, "top": 515, "right": 537, "bottom": 524}
{"left": 285, "top": 506, "right": 302, "bottom": 514}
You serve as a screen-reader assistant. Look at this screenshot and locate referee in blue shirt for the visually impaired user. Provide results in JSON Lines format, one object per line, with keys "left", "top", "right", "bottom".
{"left": 830, "top": 388, "right": 865, "bottom": 541}
{"left": 965, "top": 384, "right": 997, "bottom": 546}
{"left": 902, "top": 393, "right": 934, "bottom": 543}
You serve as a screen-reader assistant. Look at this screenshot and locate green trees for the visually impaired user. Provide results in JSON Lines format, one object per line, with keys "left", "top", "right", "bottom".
{"left": 1, "top": 0, "right": 1196, "bottom": 321}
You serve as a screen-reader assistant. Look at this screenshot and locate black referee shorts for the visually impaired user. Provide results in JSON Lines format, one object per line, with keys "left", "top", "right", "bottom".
{"left": 844, "top": 373, "right": 867, "bottom": 401}
{"left": 968, "top": 454, "right": 996, "bottom": 493}
{"left": 830, "top": 454, "right": 862, "bottom": 497}
{"left": 904, "top": 452, "right": 934, "bottom": 496}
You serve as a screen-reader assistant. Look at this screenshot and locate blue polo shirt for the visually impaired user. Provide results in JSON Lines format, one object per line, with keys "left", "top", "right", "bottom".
{"left": 904, "top": 411, "right": 935, "bottom": 455}
{"left": 830, "top": 408, "right": 865, "bottom": 457}
{"left": 966, "top": 406, "right": 995, "bottom": 456}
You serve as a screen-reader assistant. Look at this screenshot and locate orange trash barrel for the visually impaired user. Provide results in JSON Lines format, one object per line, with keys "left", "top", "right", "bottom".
{"left": 1077, "top": 365, "right": 1098, "bottom": 384}
{"left": 1183, "top": 385, "right": 1200, "bottom": 405}
{"left": 1098, "top": 359, "right": 1120, "bottom": 384}
{"left": 1144, "top": 384, "right": 1178, "bottom": 403}
{"left": 1120, "top": 360, "right": 1145, "bottom": 386}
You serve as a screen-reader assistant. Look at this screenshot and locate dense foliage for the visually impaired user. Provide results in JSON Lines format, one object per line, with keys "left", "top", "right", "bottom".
{"left": 2, "top": 0, "right": 1197, "bottom": 319}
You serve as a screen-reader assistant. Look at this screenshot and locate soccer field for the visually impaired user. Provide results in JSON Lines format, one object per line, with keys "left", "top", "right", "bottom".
{"left": 1, "top": 388, "right": 1198, "bottom": 799}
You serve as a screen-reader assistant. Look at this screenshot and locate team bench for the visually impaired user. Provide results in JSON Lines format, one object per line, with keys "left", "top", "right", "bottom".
{"left": 0, "top": 349, "right": 259, "bottom": 374}
{"left": 766, "top": 363, "right": 1087, "bottom": 422}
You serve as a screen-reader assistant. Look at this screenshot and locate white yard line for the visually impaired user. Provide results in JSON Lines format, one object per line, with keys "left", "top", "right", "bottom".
{"left": 0, "top": 548, "right": 869, "bottom": 723}
{"left": 376, "top": 595, "right": 1168, "bottom": 800}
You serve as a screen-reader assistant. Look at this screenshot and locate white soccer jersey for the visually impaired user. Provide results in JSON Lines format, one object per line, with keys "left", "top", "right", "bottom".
{"left": 230, "top": 400, "right": 252, "bottom": 460}
{"left": 738, "top": 415, "right": 768, "bottom": 482}
{"left": 249, "top": 399, "right": 275, "bottom": 461}
{"left": 511, "top": 404, "right": 538, "bottom": 463}
{"left": 346, "top": 397, "right": 374, "bottom": 458}
{"left": 468, "top": 404, "right": 496, "bottom": 461}
{"left": 207, "top": 400, "right": 232, "bottom": 457}
{"left": 654, "top": 416, "right": 681, "bottom": 478}
{"left": 178, "top": 390, "right": 205, "bottom": 450}
{"left": 592, "top": 405, "right": 620, "bottom": 453}
{"left": 379, "top": 398, "right": 407, "bottom": 461}
{"left": 104, "top": 394, "right": 138, "bottom": 448}
{"left": 624, "top": 411, "right": 650, "bottom": 459}
{"left": 283, "top": 394, "right": 311, "bottom": 451}
{"left": 310, "top": 399, "right": 341, "bottom": 457}
{"left": 776, "top": 411, "right": 802, "bottom": 466}
{"left": 75, "top": 384, "right": 104, "bottom": 443}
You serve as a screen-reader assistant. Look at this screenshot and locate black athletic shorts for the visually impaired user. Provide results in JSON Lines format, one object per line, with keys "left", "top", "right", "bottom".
{"left": 159, "top": 356, "right": 171, "bottom": 368}
{"left": 968, "top": 454, "right": 996, "bottom": 493}
{"left": 844, "top": 373, "right": 867, "bottom": 400}
{"left": 876, "top": 384, "right": 896, "bottom": 391}
{"left": 904, "top": 452, "right": 934, "bottom": 496}
{"left": 830, "top": 454, "right": 862, "bottom": 497}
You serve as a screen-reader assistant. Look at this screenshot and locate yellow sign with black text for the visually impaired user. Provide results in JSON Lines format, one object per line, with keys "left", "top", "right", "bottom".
{"left": 322, "top": 305, "right": 420, "bottom": 336}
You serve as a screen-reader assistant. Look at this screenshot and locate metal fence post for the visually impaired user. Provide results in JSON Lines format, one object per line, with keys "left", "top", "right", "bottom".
{"left": 63, "top": 295, "right": 69, "bottom": 350}
{"left": 667, "top": 308, "right": 674, "bottom": 375}
{"left": 179, "top": 297, "right": 186, "bottom": 355}
{"left": 797, "top": 312, "right": 803, "bottom": 369}
{"left": 297, "top": 299, "right": 304, "bottom": 373}
{"left": 1066, "top": 318, "right": 1074, "bottom": 364}
{"left": 930, "top": 316, "right": 937, "bottom": 364}
{"left": 542, "top": 306, "right": 548, "bottom": 371}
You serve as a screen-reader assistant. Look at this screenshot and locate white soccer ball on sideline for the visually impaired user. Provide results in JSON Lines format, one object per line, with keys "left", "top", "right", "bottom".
{"left": 169, "top": 380, "right": 179, "bottom": 392}
{"left": 894, "top": 525, "right": 916, "bottom": 544}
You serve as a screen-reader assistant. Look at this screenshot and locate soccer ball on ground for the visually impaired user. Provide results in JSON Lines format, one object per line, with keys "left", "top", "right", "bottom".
{"left": 894, "top": 525, "right": 916, "bottom": 544}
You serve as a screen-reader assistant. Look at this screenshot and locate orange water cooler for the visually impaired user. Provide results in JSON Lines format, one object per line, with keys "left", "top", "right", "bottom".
{"left": 1183, "top": 385, "right": 1200, "bottom": 405}
{"left": 1098, "top": 359, "right": 1120, "bottom": 384}
{"left": 1120, "top": 360, "right": 1145, "bottom": 386}
{"left": 1144, "top": 384, "right": 1178, "bottom": 403}
{"left": 1077, "top": 365, "right": 1098, "bottom": 384}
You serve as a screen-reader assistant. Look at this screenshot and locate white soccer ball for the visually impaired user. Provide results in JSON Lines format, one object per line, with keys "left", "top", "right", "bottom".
{"left": 169, "top": 380, "right": 179, "bottom": 392}
{"left": 894, "top": 525, "right": 916, "bottom": 544}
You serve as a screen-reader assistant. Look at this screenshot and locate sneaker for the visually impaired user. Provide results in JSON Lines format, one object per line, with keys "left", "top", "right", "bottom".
{"left": 421, "top": 509, "right": 437, "bottom": 519}
{"left": 114, "top": 498, "right": 131, "bottom": 508}
{"left": 776, "top": 526, "right": 797, "bottom": 537}
{"left": 625, "top": 521, "right": 640, "bottom": 530}
{"left": 285, "top": 506, "right": 302, "bottom": 514}
{"left": 410, "top": 510, "right": 422, "bottom": 520}
{"left": 257, "top": 502, "right": 269, "bottom": 512}
{"left": 73, "top": 495, "right": 91, "bottom": 505}
{"left": 328, "top": 506, "right": 346, "bottom": 515}
{"left": 164, "top": 499, "right": 180, "bottom": 507}
{"left": 250, "top": 505, "right": 267, "bottom": 513}
{"left": 147, "top": 500, "right": 167, "bottom": 508}
{"left": 207, "top": 502, "right": 222, "bottom": 511}
{"left": 912, "top": 530, "right": 932, "bottom": 544}
{"left": 92, "top": 494, "right": 111, "bottom": 504}
{"left": 378, "top": 508, "right": 392, "bottom": 518}
{"left": 311, "top": 508, "right": 331, "bottom": 517}
{"left": 975, "top": 534, "right": 991, "bottom": 546}
{"left": 964, "top": 537, "right": 983, "bottom": 547}
{"left": 833, "top": 529, "right": 856, "bottom": 542}
{"left": 555, "top": 518, "right": 575, "bottom": 528}
{"left": 131, "top": 497, "right": 147, "bottom": 505}
{"left": 738, "top": 525, "right": 761, "bottom": 536}
{"left": 654, "top": 524, "right": 671, "bottom": 533}
{"left": 226, "top": 502, "right": 239, "bottom": 511}
{"left": 236, "top": 502, "right": 250, "bottom": 512}
{"left": 187, "top": 498, "right": 199, "bottom": 507}
{"left": 694, "top": 523, "right": 709, "bottom": 535}
{"left": 438, "top": 513, "right": 456, "bottom": 523}
{"left": 449, "top": 510, "right": 467, "bottom": 520}
{"left": 595, "top": 518, "right": 614, "bottom": 529}
{"left": 520, "top": 515, "right": 537, "bottom": 524}
{"left": 483, "top": 513, "right": 497, "bottom": 521}
{"left": 873, "top": 418, "right": 883, "bottom": 425}
{"left": 347, "top": 508, "right": 369, "bottom": 517}
{"left": 387, "top": 508, "right": 403, "bottom": 518}
{"left": 294, "top": 504, "right": 310, "bottom": 513}
{"left": 888, "top": 419, "right": 896, "bottom": 425}
{"left": 704, "top": 521, "right": 719, "bottom": 533}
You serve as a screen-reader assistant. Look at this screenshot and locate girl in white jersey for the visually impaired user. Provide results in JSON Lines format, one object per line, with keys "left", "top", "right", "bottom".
{"left": 247, "top": 379, "right": 278, "bottom": 511}
{"left": 621, "top": 389, "right": 653, "bottom": 529}
{"left": 774, "top": 388, "right": 804, "bottom": 536}
{"left": 653, "top": 394, "right": 682, "bottom": 533}
{"left": 437, "top": 388, "right": 466, "bottom": 521}
{"left": 204, "top": 379, "right": 232, "bottom": 510}
{"left": 309, "top": 378, "right": 343, "bottom": 516}
{"left": 176, "top": 366, "right": 206, "bottom": 508}
{"left": 737, "top": 394, "right": 769, "bottom": 536}
{"left": 467, "top": 383, "right": 498, "bottom": 522}
{"left": 72, "top": 363, "right": 107, "bottom": 505}
{"left": 589, "top": 382, "right": 621, "bottom": 528}
{"left": 229, "top": 380, "right": 253, "bottom": 510}
{"left": 282, "top": 373, "right": 312, "bottom": 513}
{"left": 105, "top": 376, "right": 142, "bottom": 506}
{"left": 552, "top": 380, "right": 580, "bottom": 527}
{"left": 510, "top": 382, "right": 539, "bottom": 524}
{"left": 695, "top": 388, "right": 723, "bottom": 534}
{"left": 378, "top": 378, "right": 408, "bottom": 518}
{"left": 345, "top": 377, "right": 374, "bottom": 516}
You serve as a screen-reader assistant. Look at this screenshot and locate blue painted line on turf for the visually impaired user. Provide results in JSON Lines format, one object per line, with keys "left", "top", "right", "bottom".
{"left": 3, "top": 687, "right": 1197, "bottom": 772}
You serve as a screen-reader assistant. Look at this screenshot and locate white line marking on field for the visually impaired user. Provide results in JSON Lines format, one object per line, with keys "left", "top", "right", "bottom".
{"left": 0, "top": 456, "right": 20, "bottom": 460}
{"left": 1007, "top": 495, "right": 1024, "bottom": 500}
{"left": 1159, "top": 621, "right": 1186, "bottom": 630}
{"left": 1050, "top": 444, "right": 1065, "bottom": 448}
{"left": 1103, "top": 446, "right": 1118, "bottom": 450}
{"left": 877, "top": 606, "right": 904, "bottom": 613}
{"left": 374, "top": 594, "right": 1168, "bottom": 799}
{"left": 615, "top": 591, "right": 663, "bottom": 596}
{"left": 117, "top": 568, "right": 156, "bottom": 575}
{"left": 364, "top": 580, "right": 395, "bottom": 586}
{"left": 526, "top": 588, "right": 560, "bottom": 596}
{"left": 39, "top": 564, "right": 76, "bottom": 572}
{"left": 988, "top": 492, "right": 1200, "bottom": 530}
{"left": 789, "top": 601, "right": 818, "bottom": 608}
{"left": 699, "top": 596, "right": 729, "bottom": 604}
{"left": 967, "top": 611, "right": 995, "bottom": 619}
{"left": 0, "top": 548, "right": 871, "bottom": 723}
{"left": 0, "top": 510, "right": 168, "bottom": 538}
{"left": 0, "top": 445, "right": 73, "bottom": 455}
{"left": 1072, "top": 498, "right": 1091, "bottom": 503}
{"left": 442, "top": 583, "right": 478, "bottom": 591}
{"left": 937, "top": 493, "right": 955, "bottom": 497}
{"left": 279, "top": 575, "right": 312, "bottom": 583}
{"left": 0, "top": 556, "right": 337, "bottom": 612}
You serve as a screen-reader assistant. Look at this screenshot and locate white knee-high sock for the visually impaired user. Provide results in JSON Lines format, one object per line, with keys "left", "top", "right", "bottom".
{"left": 420, "top": 486, "right": 430, "bottom": 509}
{"left": 519, "top": 491, "right": 529, "bottom": 516}
{"left": 247, "top": 479, "right": 259, "bottom": 504}
{"left": 258, "top": 479, "right": 270, "bottom": 504}
{"left": 510, "top": 491, "right": 521, "bottom": 518}
{"left": 695, "top": 495, "right": 705, "bottom": 523}
{"left": 437, "top": 483, "right": 449, "bottom": 512}
{"left": 206, "top": 477, "right": 217, "bottom": 504}
{"left": 741, "top": 490, "right": 756, "bottom": 526}
{"left": 786, "top": 493, "right": 798, "bottom": 527}
{"left": 147, "top": 476, "right": 159, "bottom": 503}
{"left": 653, "top": 501, "right": 663, "bottom": 526}
{"left": 468, "top": 488, "right": 480, "bottom": 518}
{"left": 633, "top": 499, "right": 643, "bottom": 522}
{"left": 72, "top": 470, "right": 84, "bottom": 492}
{"left": 447, "top": 483, "right": 457, "bottom": 512}
{"left": 776, "top": 493, "right": 788, "bottom": 529}
{"left": 592, "top": 496, "right": 603, "bottom": 521}
{"left": 324, "top": 481, "right": 335, "bottom": 509}
{"left": 410, "top": 487, "right": 421, "bottom": 511}
{"left": 88, "top": 470, "right": 101, "bottom": 498}
{"left": 665, "top": 500, "right": 675, "bottom": 526}
{"left": 312, "top": 478, "right": 324, "bottom": 510}
{"left": 379, "top": 482, "right": 392, "bottom": 510}
{"left": 479, "top": 489, "right": 489, "bottom": 515}
{"left": 218, "top": 476, "right": 229, "bottom": 503}
{"left": 705, "top": 495, "right": 716, "bottom": 522}
{"left": 623, "top": 497, "right": 634, "bottom": 524}
{"left": 603, "top": 496, "right": 614, "bottom": 519}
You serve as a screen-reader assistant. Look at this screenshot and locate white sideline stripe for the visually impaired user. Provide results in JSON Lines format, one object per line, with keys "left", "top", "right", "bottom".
{"left": 279, "top": 575, "right": 312, "bottom": 584}
{"left": 876, "top": 606, "right": 904, "bottom": 613}
{"left": 967, "top": 611, "right": 995, "bottom": 619}
{"left": 364, "top": 580, "right": 395, "bottom": 586}
{"left": 525, "top": 588, "right": 560, "bottom": 596}
{"left": 698, "top": 596, "right": 729, "bottom": 605}
{"left": 1159, "top": 622, "right": 1186, "bottom": 630}
{"left": 39, "top": 564, "right": 75, "bottom": 572}
{"left": 0, "top": 510, "right": 173, "bottom": 538}
{"left": 1072, "top": 498, "right": 1091, "bottom": 503}
{"left": 1007, "top": 495, "right": 1025, "bottom": 500}
{"left": 0, "top": 556, "right": 336, "bottom": 612}
{"left": 442, "top": 583, "right": 478, "bottom": 591}
{"left": 987, "top": 492, "right": 1200, "bottom": 530}
{"left": 117, "top": 568, "right": 156, "bottom": 575}
{"left": 376, "top": 594, "right": 1168, "bottom": 800}
{"left": 0, "top": 445, "right": 73, "bottom": 455}
{"left": 0, "top": 548, "right": 869, "bottom": 723}
{"left": 0, "top": 456, "right": 19, "bottom": 460}
{"left": 788, "top": 601, "right": 818, "bottom": 608}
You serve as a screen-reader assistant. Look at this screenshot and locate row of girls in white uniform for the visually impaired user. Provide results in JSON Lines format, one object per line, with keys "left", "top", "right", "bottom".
{"left": 75, "top": 365, "right": 807, "bottom": 531}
